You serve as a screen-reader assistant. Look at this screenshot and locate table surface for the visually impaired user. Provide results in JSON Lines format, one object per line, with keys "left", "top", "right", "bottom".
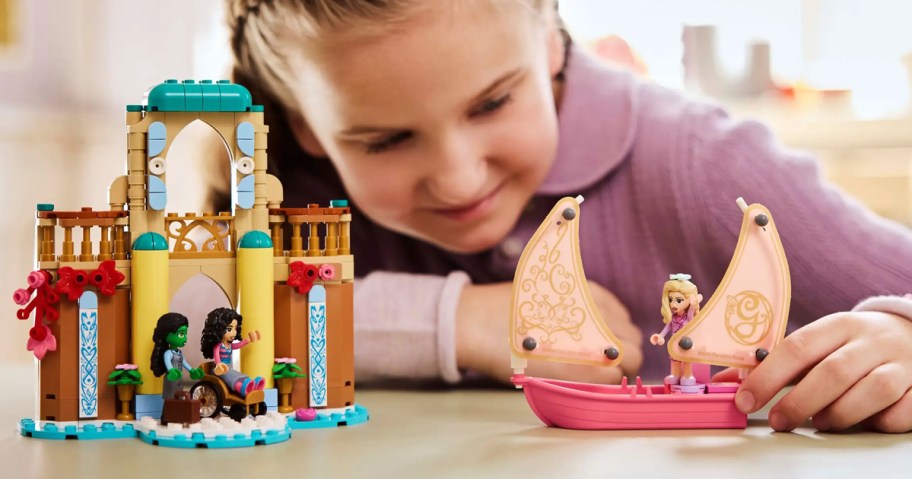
{"left": 2, "top": 364, "right": 908, "bottom": 479}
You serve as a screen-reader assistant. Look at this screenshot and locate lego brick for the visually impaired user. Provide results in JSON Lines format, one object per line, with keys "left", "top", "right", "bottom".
{"left": 135, "top": 394, "right": 164, "bottom": 415}
{"left": 95, "top": 290, "right": 131, "bottom": 420}
{"left": 78, "top": 292, "right": 99, "bottom": 419}
{"left": 274, "top": 285, "right": 311, "bottom": 410}
{"left": 236, "top": 175, "right": 255, "bottom": 209}
{"left": 201, "top": 81, "right": 221, "bottom": 111}
{"left": 325, "top": 282, "right": 355, "bottom": 409}
{"left": 147, "top": 80, "right": 186, "bottom": 111}
{"left": 217, "top": 80, "right": 253, "bottom": 112}
{"left": 288, "top": 404, "right": 369, "bottom": 430}
{"left": 161, "top": 392, "right": 201, "bottom": 426}
{"left": 237, "top": 121, "right": 255, "bottom": 156}
{"left": 136, "top": 413, "right": 290, "bottom": 448}
{"left": 18, "top": 419, "right": 138, "bottom": 440}
{"left": 183, "top": 81, "right": 203, "bottom": 111}
{"left": 264, "top": 388, "right": 277, "bottom": 408}
{"left": 39, "top": 298, "right": 81, "bottom": 421}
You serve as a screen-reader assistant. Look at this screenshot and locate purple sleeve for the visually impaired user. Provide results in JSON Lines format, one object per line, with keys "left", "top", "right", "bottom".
{"left": 353, "top": 270, "right": 470, "bottom": 384}
{"left": 682, "top": 105, "right": 912, "bottom": 328}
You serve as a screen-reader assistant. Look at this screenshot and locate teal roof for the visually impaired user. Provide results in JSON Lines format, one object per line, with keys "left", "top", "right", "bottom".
{"left": 238, "top": 230, "right": 273, "bottom": 249}
{"left": 131, "top": 79, "right": 262, "bottom": 113}
{"left": 133, "top": 232, "right": 168, "bottom": 251}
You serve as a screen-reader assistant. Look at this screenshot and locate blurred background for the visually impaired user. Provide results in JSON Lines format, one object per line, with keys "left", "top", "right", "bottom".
{"left": 2, "top": 0, "right": 911, "bottom": 363}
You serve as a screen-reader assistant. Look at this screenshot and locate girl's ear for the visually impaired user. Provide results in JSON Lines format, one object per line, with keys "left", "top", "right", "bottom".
{"left": 287, "top": 113, "right": 328, "bottom": 157}
{"left": 544, "top": 8, "right": 566, "bottom": 78}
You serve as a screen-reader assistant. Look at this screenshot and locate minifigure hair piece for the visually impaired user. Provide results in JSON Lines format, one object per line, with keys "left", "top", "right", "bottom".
{"left": 150, "top": 312, "right": 190, "bottom": 377}
{"left": 660, "top": 275, "right": 700, "bottom": 324}
{"left": 200, "top": 308, "right": 244, "bottom": 359}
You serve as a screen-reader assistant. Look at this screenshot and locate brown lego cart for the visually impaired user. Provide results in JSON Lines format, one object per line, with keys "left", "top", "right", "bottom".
{"left": 188, "top": 362, "right": 267, "bottom": 422}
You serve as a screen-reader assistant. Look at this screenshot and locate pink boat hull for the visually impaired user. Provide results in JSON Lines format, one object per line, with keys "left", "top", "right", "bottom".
{"left": 512, "top": 375, "right": 746, "bottom": 430}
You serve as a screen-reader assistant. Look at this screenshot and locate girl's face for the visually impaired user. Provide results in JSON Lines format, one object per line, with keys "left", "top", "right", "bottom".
{"left": 288, "top": 1, "right": 563, "bottom": 253}
{"left": 223, "top": 319, "right": 238, "bottom": 343}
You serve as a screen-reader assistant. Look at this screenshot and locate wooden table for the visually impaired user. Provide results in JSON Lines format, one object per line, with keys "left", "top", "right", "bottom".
{"left": 3, "top": 364, "right": 908, "bottom": 478}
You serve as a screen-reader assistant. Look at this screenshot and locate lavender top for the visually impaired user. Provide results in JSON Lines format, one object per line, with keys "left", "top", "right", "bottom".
{"left": 280, "top": 47, "right": 912, "bottom": 382}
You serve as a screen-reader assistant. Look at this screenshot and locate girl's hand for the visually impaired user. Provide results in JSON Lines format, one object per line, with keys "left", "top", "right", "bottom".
{"left": 456, "top": 281, "right": 642, "bottom": 384}
{"left": 689, "top": 293, "right": 703, "bottom": 308}
{"left": 650, "top": 333, "right": 665, "bottom": 346}
{"left": 733, "top": 311, "right": 912, "bottom": 433}
{"left": 166, "top": 368, "right": 182, "bottom": 381}
{"left": 248, "top": 330, "right": 261, "bottom": 343}
{"left": 214, "top": 363, "right": 229, "bottom": 375}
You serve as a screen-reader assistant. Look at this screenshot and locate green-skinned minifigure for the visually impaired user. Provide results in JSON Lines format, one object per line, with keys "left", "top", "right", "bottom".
{"left": 151, "top": 313, "right": 204, "bottom": 400}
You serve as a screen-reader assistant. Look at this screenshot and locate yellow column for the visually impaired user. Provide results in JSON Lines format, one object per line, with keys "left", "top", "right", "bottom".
{"left": 131, "top": 232, "right": 169, "bottom": 395}
{"left": 237, "top": 230, "right": 275, "bottom": 388}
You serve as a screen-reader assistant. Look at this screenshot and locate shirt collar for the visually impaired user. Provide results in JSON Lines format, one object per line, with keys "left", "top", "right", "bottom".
{"left": 537, "top": 46, "right": 637, "bottom": 195}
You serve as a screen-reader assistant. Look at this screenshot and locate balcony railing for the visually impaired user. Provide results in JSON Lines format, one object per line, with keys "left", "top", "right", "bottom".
{"left": 36, "top": 207, "right": 130, "bottom": 264}
{"left": 269, "top": 204, "right": 351, "bottom": 257}
{"left": 165, "top": 212, "right": 234, "bottom": 258}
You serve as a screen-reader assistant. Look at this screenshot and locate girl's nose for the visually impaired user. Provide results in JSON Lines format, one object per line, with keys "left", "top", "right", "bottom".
{"left": 424, "top": 132, "right": 488, "bottom": 205}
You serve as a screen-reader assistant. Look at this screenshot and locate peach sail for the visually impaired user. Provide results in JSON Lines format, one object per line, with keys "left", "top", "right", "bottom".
{"left": 510, "top": 196, "right": 791, "bottom": 430}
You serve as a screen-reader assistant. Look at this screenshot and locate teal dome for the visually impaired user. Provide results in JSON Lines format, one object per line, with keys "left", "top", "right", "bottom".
{"left": 238, "top": 230, "right": 273, "bottom": 249}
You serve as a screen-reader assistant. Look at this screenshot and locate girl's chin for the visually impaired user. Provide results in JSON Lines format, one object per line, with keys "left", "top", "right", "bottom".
{"left": 426, "top": 231, "right": 505, "bottom": 255}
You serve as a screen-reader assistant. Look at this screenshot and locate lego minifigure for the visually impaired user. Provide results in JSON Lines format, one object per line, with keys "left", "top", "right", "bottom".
{"left": 150, "top": 313, "right": 204, "bottom": 400}
{"left": 200, "top": 307, "right": 264, "bottom": 396}
{"left": 650, "top": 274, "right": 703, "bottom": 386}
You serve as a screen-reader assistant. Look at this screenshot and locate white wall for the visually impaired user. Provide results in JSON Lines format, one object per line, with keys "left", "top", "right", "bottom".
{"left": 0, "top": 0, "right": 229, "bottom": 363}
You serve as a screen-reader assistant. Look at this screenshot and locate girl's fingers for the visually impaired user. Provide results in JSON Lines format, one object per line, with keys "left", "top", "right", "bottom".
{"left": 811, "top": 362, "right": 909, "bottom": 431}
{"left": 861, "top": 385, "right": 912, "bottom": 434}
{"left": 711, "top": 367, "right": 741, "bottom": 382}
{"left": 766, "top": 341, "right": 880, "bottom": 432}
{"left": 737, "top": 315, "right": 849, "bottom": 414}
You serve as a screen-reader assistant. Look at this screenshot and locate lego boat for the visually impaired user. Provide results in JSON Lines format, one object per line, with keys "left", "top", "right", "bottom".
{"left": 509, "top": 196, "right": 791, "bottom": 430}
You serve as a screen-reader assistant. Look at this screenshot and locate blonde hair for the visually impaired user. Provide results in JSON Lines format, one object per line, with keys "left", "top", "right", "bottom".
{"left": 227, "top": 0, "right": 558, "bottom": 113}
{"left": 660, "top": 277, "right": 700, "bottom": 324}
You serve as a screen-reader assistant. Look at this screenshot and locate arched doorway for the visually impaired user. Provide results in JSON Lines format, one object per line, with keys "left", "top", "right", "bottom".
{"left": 169, "top": 273, "right": 232, "bottom": 369}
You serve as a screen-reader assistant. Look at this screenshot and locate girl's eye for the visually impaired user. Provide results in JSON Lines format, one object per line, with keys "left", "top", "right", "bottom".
{"left": 365, "top": 131, "right": 413, "bottom": 154}
{"left": 470, "top": 93, "right": 512, "bottom": 117}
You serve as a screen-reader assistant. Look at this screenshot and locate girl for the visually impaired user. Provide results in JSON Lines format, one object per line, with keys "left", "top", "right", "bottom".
{"left": 150, "top": 312, "right": 204, "bottom": 400}
{"left": 200, "top": 307, "right": 265, "bottom": 396}
{"left": 211, "top": 0, "right": 912, "bottom": 432}
{"left": 650, "top": 274, "right": 702, "bottom": 387}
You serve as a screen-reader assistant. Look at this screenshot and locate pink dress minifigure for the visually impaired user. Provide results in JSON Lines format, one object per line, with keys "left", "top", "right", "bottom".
{"left": 650, "top": 274, "right": 703, "bottom": 386}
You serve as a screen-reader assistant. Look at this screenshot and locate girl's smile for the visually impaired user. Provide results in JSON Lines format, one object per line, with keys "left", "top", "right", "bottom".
{"left": 431, "top": 182, "right": 504, "bottom": 223}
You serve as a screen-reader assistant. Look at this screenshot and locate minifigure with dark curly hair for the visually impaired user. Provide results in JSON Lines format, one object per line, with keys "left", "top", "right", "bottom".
{"left": 200, "top": 307, "right": 264, "bottom": 396}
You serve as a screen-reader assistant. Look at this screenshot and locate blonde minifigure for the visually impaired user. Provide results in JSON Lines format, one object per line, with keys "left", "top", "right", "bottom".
{"left": 650, "top": 274, "right": 703, "bottom": 386}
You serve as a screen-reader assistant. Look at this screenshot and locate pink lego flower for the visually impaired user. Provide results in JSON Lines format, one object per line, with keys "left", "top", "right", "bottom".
{"left": 275, "top": 357, "right": 297, "bottom": 364}
{"left": 116, "top": 363, "right": 138, "bottom": 371}
{"left": 26, "top": 324, "right": 57, "bottom": 360}
{"left": 295, "top": 408, "right": 317, "bottom": 422}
